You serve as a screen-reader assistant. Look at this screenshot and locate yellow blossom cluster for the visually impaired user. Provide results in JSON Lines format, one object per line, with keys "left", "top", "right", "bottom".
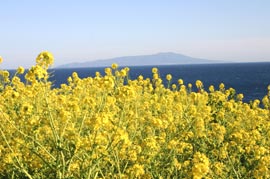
{"left": 0, "top": 52, "right": 270, "bottom": 178}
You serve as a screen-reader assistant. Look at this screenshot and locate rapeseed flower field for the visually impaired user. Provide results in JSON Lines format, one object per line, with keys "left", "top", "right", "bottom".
{"left": 0, "top": 52, "right": 270, "bottom": 178}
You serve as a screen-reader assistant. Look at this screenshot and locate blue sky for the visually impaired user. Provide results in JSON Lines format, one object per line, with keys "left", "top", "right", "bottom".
{"left": 1, "top": 0, "right": 270, "bottom": 69}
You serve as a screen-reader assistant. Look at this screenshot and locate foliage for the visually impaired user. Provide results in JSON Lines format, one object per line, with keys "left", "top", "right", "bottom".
{"left": 0, "top": 52, "right": 270, "bottom": 178}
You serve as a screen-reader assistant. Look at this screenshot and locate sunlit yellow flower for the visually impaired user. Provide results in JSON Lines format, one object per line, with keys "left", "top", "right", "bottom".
{"left": 115, "top": 71, "right": 120, "bottom": 77}
{"left": 153, "top": 73, "right": 159, "bottom": 80}
{"left": 262, "top": 95, "right": 269, "bottom": 108}
{"left": 195, "top": 117, "right": 206, "bottom": 138}
{"left": 104, "top": 67, "right": 112, "bottom": 75}
{"left": 208, "top": 85, "right": 215, "bottom": 92}
{"left": 20, "top": 102, "right": 33, "bottom": 115}
{"left": 11, "top": 91, "right": 19, "bottom": 98}
{"left": 212, "top": 162, "right": 225, "bottom": 176}
{"left": 192, "top": 152, "right": 210, "bottom": 178}
{"left": 124, "top": 67, "right": 130, "bottom": 72}
{"left": 138, "top": 75, "right": 144, "bottom": 81}
{"left": 219, "top": 83, "right": 225, "bottom": 91}
{"left": 252, "top": 99, "right": 260, "bottom": 108}
{"left": 237, "top": 93, "right": 244, "bottom": 101}
{"left": 178, "top": 79, "right": 184, "bottom": 85}
{"left": 152, "top": 67, "right": 158, "bottom": 73}
{"left": 1, "top": 54, "right": 270, "bottom": 178}
{"left": 1, "top": 70, "right": 9, "bottom": 78}
{"left": 173, "top": 158, "right": 182, "bottom": 170}
{"left": 16, "top": 66, "right": 25, "bottom": 74}
{"left": 128, "top": 164, "right": 145, "bottom": 177}
{"left": 195, "top": 80, "right": 203, "bottom": 89}
{"left": 0, "top": 56, "right": 3, "bottom": 63}
{"left": 165, "top": 74, "right": 172, "bottom": 81}
{"left": 120, "top": 69, "right": 127, "bottom": 77}
{"left": 36, "top": 51, "right": 54, "bottom": 68}
{"left": 95, "top": 71, "right": 101, "bottom": 77}
{"left": 111, "top": 63, "right": 118, "bottom": 69}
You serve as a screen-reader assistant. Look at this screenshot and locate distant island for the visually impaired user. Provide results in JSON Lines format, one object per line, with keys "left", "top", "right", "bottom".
{"left": 56, "top": 52, "right": 224, "bottom": 69}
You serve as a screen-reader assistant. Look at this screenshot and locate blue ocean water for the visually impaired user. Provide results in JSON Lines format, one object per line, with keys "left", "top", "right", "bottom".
{"left": 48, "top": 62, "right": 270, "bottom": 103}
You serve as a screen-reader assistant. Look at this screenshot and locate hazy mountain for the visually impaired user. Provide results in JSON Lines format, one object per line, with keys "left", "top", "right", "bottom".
{"left": 56, "top": 52, "right": 223, "bottom": 68}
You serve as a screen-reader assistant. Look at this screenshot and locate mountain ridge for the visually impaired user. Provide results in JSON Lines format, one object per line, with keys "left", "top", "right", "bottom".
{"left": 56, "top": 52, "right": 223, "bottom": 69}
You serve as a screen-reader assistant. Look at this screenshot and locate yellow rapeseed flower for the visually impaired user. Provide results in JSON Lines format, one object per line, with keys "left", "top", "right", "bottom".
{"left": 219, "top": 83, "right": 225, "bottom": 91}
{"left": 1, "top": 70, "right": 9, "bottom": 78}
{"left": 137, "top": 75, "right": 144, "bottom": 81}
{"left": 237, "top": 93, "right": 244, "bottom": 101}
{"left": 262, "top": 96, "right": 269, "bottom": 108}
{"left": 178, "top": 79, "right": 184, "bottom": 85}
{"left": 166, "top": 74, "right": 172, "bottom": 81}
{"left": 124, "top": 67, "right": 130, "bottom": 72}
{"left": 36, "top": 51, "right": 54, "bottom": 68}
{"left": 120, "top": 69, "right": 127, "bottom": 77}
{"left": 192, "top": 152, "right": 210, "bottom": 178}
{"left": 152, "top": 67, "right": 158, "bottom": 73}
{"left": 1, "top": 56, "right": 270, "bottom": 178}
{"left": 16, "top": 66, "right": 25, "bottom": 74}
{"left": 111, "top": 63, "right": 118, "bottom": 69}
{"left": 95, "top": 71, "right": 101, "bottom": 77}
{"left": 105, "top": 67, "right": 112, "bottom": 75}
{"left": 20, "top": 102, "right": 33, "bottom": 115}
{"left": 128, "top": 164, "right": 145, "bottom": 177}
{"left": 153, "top": 73, "right": 159, "bottom": 80}
{"left": 195, "top": 80, "right": 203, "bottom": 89}
{"left": 208, "top": 85, "right": 215, "bottom": 92}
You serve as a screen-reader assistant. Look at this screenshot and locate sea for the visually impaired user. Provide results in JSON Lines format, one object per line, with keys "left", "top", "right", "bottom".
{"left": 9, "top": 62, "right": 270, "bottom": 103}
